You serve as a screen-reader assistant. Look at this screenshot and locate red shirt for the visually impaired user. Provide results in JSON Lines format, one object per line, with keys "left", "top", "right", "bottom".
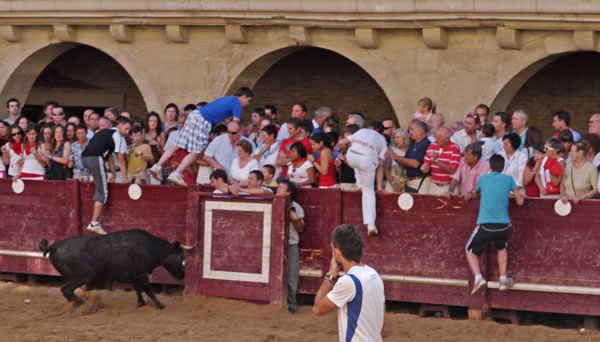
{"left": 279, "top": 137, "right": 312, "bottom": 177}
{"left": 423, "top": 141, "right": 461, "bottom": 183}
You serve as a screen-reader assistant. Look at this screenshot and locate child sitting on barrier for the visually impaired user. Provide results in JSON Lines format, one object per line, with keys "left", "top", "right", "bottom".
{"left": 464, "top": 154, "right": 524, "bottom": 295}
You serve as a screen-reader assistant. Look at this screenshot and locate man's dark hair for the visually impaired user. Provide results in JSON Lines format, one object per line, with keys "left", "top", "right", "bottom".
{"left": 184, "top": 104, "right": 197, "bottom": 112}
{"left": 494, "top": 112, "right": 510, "bottom": 129}
{"left": 130, "top": 125, "right": 143, "bottom": 134}
{"left": 278, "top": 179, "right": 297, "bottom": 197}
{"left": 331, "top": 224, "right": 363, "bottom": 263}
{"left": 344, "top": 124, "right": 360, "bottom": 135}
{"left": 264, "top": 104, "right": 277, "bottom": 115}
{"left": 117, "top": 116, "right": 132, "bottom": 126}
{"left": 553, "top": 110, "right": 571, "bottom": 127}
{"left": 489, "top": 154, "right": 505, "bottom": 173}
{"left": 197, "top": 101, "right": 208, "bottom": 108}
{"left": 583, "top": 133, "right": 600, "bottom": 154}
{"left": 252, "top": 107, "right": 265, "bottom": 117}
{"left": 369, "top": 120, "right": 384, "bottom": 134}
{"left": 481, "top": 123, "right": 495, "bottom": 137}
{"left": 300, "top": 119, "right": 313, "bottom": 136}
{"left": 503, "top": 132, "right": 521, "bottom": 151}
{"left": 234, "top": 87, "right": 254, "bottom": 98}
{"left": 414, "top": 120, "right": 428, "bottom": 133}
{"left": 295, "top": 102, "right": 307, "bottom": 113}
{"left": 465, "top": 143, "right": 483, "bottom": 160}
{"left": 475, "top": 104, "right": 490, "bottom": 115}
{"left": 44, "top": 100, "right": 58, "bottom": 110}
{"left": 547, "top": 136, "right": 564, "bottom": 153}
{"left": 75, "top": 122, "right": 88, "bottom": 132}
{"left": 212, "top": 124, "right": 227, "bottom": 135}
{"left": 262, "top": 164, "right": 276, "bottom": 176}
{"left": 286, "top": 117, "right": 302, "bottom": 129}
{"left": 210, "top": 169, "right": 228, "bottom": 183}
{"left": 250, "top": 170, "right": 264, "bottom": 183}
{"left": 290, "top": 142, "right": 307, "bottom": 158}
{"left": 559, "top": 129, "right": 574, "bottom": 143}
{"left": 6, "top": 98, "right": 19, "bottom": 108}
{"left": 261, "top": 124, "right": 277, "bottom": 137}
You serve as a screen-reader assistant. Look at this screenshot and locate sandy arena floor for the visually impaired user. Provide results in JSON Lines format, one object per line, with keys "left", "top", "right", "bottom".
{"left": 0, "top": 282, "right": 598, "bottom": 342}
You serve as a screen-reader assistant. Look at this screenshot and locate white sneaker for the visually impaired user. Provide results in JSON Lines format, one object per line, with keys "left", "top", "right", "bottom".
{"left": 499, "top": 277, "right": 514, "bottom": 291}
{"left": 148, "top": 164, "right": 163, "bottom": 182}
{"left": 471, "top": 277, "right": 487, "bottom": 295}
{"left": 167, "top": 172, "right": 186, "bottom": 186}
{"left": 86, "top": 223, "right": 107, "bottom": 235}
{"left": 367, "top": 224, "right": 378, "bottom": 237}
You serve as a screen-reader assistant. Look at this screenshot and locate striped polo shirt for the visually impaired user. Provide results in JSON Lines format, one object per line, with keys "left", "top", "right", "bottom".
{"left": 423, "top": 141, "right": 461, "bottom": 183}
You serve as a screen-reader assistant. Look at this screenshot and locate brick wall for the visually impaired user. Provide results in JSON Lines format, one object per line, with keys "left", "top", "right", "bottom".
{"left": 246, "top": 48, "right": 397, "bottom": 128}
{"left": 506, "top": 52, "right": 600, "bottom": 140}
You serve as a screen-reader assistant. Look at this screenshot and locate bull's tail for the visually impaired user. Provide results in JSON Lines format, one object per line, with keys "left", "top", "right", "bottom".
{"left": 38, "top": 239, "right": 54, "bottom": 257}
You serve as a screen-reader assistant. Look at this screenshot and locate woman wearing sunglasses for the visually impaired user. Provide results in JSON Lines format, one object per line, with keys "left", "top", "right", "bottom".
{"left": 14, "top": 124, "right": 48, "bottom": 180}
{"left": 1, "top": 124, "right": 24, "bottom": 179}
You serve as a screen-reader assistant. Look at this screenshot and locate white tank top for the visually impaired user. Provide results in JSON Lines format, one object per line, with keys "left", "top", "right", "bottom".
{"left": 7, "top": 142, "right": 23, "bottom": 175}
{"left": 22, "top": 146, "right": 45, "bottom": 175}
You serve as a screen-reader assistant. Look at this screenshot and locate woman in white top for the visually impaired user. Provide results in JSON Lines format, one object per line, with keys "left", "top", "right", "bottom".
{"left": 287, "top": 142, "right": 315, "bottom": 188}
{"left": 500, "top": 132, "right": 527, "bottom": 189}
{"left": 16, "top": 124, "right": 48, "bottom": 180}
{"left": 560, "top": 141, "right": 598, "bottom": 204}
{"left": 229, "top": 139, "right": 259, "bottom": 184}
{"left": 384, "top": 128, "right": 409, "bottom": 193}
{"left": 2, "top": 125, "right": 24, "bottom": 179}
{"left": 253, "top": 124, "right": 281, "bottom": 179}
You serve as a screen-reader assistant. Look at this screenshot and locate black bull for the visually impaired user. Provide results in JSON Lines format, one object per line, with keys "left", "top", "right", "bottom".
{"left": 39, "top": 229, "right": 192, "bottom": 309}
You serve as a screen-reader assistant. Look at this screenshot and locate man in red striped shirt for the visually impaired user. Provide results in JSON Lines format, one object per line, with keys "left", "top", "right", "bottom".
{"left": 420, "top": 127, "right": 461, "bottom": 195}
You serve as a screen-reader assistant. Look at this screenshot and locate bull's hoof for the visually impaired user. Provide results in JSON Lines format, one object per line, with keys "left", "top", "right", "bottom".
{"left": 137, "top": 302, "right": 146, "bottom": 307}
{"left": 155, "top": 303, "right": 165, "bottom": 310}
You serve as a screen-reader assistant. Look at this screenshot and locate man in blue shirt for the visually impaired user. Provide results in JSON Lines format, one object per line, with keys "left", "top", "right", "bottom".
{"left": 464, "top": 154, "right": 524, "bottom": 295}
{"left": 149, "top": 87, "right": 253, "bottom": 185}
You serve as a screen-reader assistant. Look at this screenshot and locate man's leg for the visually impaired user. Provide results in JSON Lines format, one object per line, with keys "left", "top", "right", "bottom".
{"left": 360, "top": 164, "right": 377, "bottom": 235}
{"left": 287, "top": 243, "right": 300, "bottom": 314}
{"left": 84, "top": 156, "right": 108, "bottom": 235}
{"left": 155, "top": 145, "right": 179, "bottom": 167}
{"left": 91, "top": 201, "right": 103, "bottom": 222}
{"left": 466, "top": 250, "right": 481, "bottom": 277}
{"left": 174, "top": 152, "right": 199, "bottom": 174}
{"left": 497, "top": 248, "right": 507, "bottom": 277}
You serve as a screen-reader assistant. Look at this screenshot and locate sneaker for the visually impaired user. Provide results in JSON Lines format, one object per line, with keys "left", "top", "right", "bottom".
{"left": 471, "top": 277, "right": 487, "bottom": 295}
{"left": 167, "top": 171, "right": 186, "bottom": 186}
{"left": 367, "top": 224, "right": 378, "bottom": 237}
{"left": 148, "top": 164, "right": 163, "bottom": 182}
{"left": 499, "top": 277, "right": 514, "bottom": 291}
{"left": 86, "top": 223, "right": 107, "bottom": 235}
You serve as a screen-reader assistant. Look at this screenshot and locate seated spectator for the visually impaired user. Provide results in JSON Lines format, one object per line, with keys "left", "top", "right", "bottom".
{"left": 500, "top": 132, "right": 527, "bottom": 190}
{"left": 261, "top": 164, "right": 278, "bottom": 187}
{"left": 560, "top": 141, "right": 598, "bottom": 204}
{"left": 127, "top": 125, "right": 153, "bottom": 184}
{"left": 414, "top": 97, "right": 435, "bottom": 123}
{"left": 582, "top": 133, "right": 600, "bottom": 170}
{"left": 230, "top": 139, "right": 259, "bottom": 184}
{"left": 16, "top": 124, "right": 48, "bottom": 180}
{"left": 287, "top": 142, "right": 315, "bottom": 188}
{"left": 391, "top": 120, "right": 431, "bottom": 194}
{"left": 308, "top": 133, "right": 337, "bottom": 188}
{"left": 522, "top": 143, "right": 544, "bottom": 198}
{"left": 446, "top": 143, "right": 490, "bottom": 198}
{"left": 421, "top": 127, "right": 461, "bottom": 195}
{"left": 277, "top": 118, "right": 312, "bottom": 178}
{"left": 335, "top": 124, "right": 359, "bottom": 191}
{"left": 480, "top": 124, "right": 503, "bottom": 161}
{"left": 451, "top": 113, "right": 480, "bottom": 154}
{"left": 253, "top": 124, "right": 281, "bottom": 179}
{"left": 230, "top": 170, "right": 274, "bottom": 196}
{"left": 384, "top": 128, "right": 409, "bottom": 193}
{"left": 69, "top": 123, "right": 91, "bottom": 181}
{"left": 46, "top": 124, "right": 72, "bottom": 180}
{"left": 538, "top": 137, "right": 565, "bottom": 198}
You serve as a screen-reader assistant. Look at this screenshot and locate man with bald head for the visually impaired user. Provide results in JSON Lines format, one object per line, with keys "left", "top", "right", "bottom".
{"left": 421, "top": 127, "right": 461, "bottom": 195}
{"left": 277, "top": 102, "right": 307, "bottom": 141}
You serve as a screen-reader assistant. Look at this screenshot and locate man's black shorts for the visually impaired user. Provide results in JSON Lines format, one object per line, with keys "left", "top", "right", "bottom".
{"left": 465, "top": 223, "right": 511, "bottom": 256}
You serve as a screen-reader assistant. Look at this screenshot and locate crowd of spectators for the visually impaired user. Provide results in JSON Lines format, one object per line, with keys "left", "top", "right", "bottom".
{"left": 1, "top": 96, "right": 600, "bottom": 207}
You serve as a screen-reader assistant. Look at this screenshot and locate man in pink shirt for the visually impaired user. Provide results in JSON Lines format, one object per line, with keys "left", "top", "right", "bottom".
{"left": 445, "top": 143, "right": 490, "bottom": 198}
{"left": 421, "top": 127, "right": 461, "bottom": 195}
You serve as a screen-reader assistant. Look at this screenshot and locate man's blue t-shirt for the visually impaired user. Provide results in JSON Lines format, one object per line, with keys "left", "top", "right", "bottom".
{"left": 405, "top": 138, "right": 431, "bottom": 178}
{"left": 199, "top": 96, "right": 242, "bottom": 126}
{"left": 476, "top": 172, "right": 517, "bottom": 224}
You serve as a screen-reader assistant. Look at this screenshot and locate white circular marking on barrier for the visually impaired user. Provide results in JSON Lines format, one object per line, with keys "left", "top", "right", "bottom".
{"left": 554, "top": 199, "right": 571, "bottom": 216}
{"left": 128, "top": 184, "right": 142, "bottom": 200}
{"left": 397, "top": 193, "right": 414, "bottom": 211}
{"left": 12, "top": 179, "right": 24, "bottom": 194}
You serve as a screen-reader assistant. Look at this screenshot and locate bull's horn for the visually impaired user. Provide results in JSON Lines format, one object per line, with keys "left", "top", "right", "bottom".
{"left": 181, "top": 242, "right": 198, "bottom": 250}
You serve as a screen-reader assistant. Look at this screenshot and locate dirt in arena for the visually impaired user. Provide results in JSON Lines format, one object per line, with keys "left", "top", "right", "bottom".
{"left": 1, "top": 281, "right": 598, "bottom": 342}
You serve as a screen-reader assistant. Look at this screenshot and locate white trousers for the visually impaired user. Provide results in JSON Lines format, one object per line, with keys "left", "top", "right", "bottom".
{"left": 346, "top": 150, "right": 377, "bottom": 226}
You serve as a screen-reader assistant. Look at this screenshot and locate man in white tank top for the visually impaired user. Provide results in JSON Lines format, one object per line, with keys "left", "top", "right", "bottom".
{"left": 313, "top": 224, "right": 386, "bottom": 342}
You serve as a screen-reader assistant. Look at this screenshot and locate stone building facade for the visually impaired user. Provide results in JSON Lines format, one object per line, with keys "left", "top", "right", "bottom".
{"left": 0, "top": 1, "right": 599, "bottom": 136}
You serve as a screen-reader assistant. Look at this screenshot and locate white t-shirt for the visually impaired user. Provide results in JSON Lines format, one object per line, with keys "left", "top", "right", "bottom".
{"left": 229, "top": 157, "right": 259, "bottom": 182}
{"left": 287, "top": 160, "right": 313, "bottom": 187}
{"left": 289, "top": 201, "right": 304, "bottom": 245}
{"left": 22, "top": 147, "right": 45, "bottom": 176}
{"left": 480, "top": 137, "right": 503, "bottom": 161}
{"left": 205, "top": 134, "right": 255, "bottom": 175}
{"left": 327, "top": 265, "right": 385, "bottom": 342}
{"left": 6, "top": 142, "right": 23, "bottom": 176}
{"left": 500, "top": 149, "right": 528, "bottom": 188}
{"left": 253, "top": 141, "right": 281, "bottom": 179}
{"left": 276, "top": 123, "right": 290, "bottom": 141}
{"left": 347, "top": 129, "right": 387, "bottom": 165}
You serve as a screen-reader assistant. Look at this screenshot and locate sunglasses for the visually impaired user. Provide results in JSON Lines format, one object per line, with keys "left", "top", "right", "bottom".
{"left": 544, "top": 146, "right": 554, "bottom": 151}
{"left": 383, "top": 126, "right": 394, "bottom": 130}
{"left": 53, "top": 112, "right": 64, "bottom": 116}
{"left": 11, "top": 132, "right": 21, "bottom": 136}
{"left": 228, "top": 130, "right": 240, "bottom": 135}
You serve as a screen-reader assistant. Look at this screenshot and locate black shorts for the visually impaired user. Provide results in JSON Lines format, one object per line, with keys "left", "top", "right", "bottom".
{"left": 465, "top": 223, "right": 511, "bottom": 256}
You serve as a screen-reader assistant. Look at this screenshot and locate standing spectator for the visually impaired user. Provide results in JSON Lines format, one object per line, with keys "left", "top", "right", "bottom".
{"left": 382, "top": 119, "right": 397, "bottom": 144}
{"left": 464, "top": 154, "right": 524, "bottom": 295}
{"left": 52, "top": 105, "right": 67, "bottom": 126}
{"left": 164, "top": 113, "right": 188, "bottom": 150}
{"left": 229, "top": 139, "right": 259, "bottom": 183}
{"left": 245, "top": 107, "right": 265, "bottom": 144}
{"left": 82, "top": 109, "right": 94, "bottom": 128}
{"left": 65, "top": 122, "right": 77, "bottom": 144}
{"left": 538, "top": 137, "right": 565, "bottom": 198}
{"left": 38, "top": 101, "right": 56, "bottom": 126}
{"left": 522, "top": 143, "right": 544, "bottom": 198}
{"left": 149, "top": 87, "right": 253, "bottom": 185}
{"left": 3, "top": 125, "right": 24, "bottom": 179}
{"left": 450, "top": 121, "right": 464, "bottom": 136}
{"left": 253, "top": 124, "right": 281, "bottom": 179}
{"left": 162, "top": 103, "right": 179, "bottom": 133}
{"left": 0, "top": 121, "right": 9, "bottom": 147}
{"left": 589, "top": 113, "right": 600, "bottom": 136}
{"left": 582, "top": 133, "right": 600, "bottom": 170}
{"left": 474, "top": 104, "right": 490, "bottom": 127}
{"left": 16, "top": 124, "right": 48, "bottom": 180}
{"left": 511, "top": 109, "right": 529, "bottom": 151}
{"left": 560, "top": 141, "right": 598, "bottom": 204}
{"left": 87, "top": 112, "right": 99, "bottom": 138}
{"left": 204, "top": 121, "right": 254, "bottom": 175}
{"left": 446, "top": 143, "right": 490, "bottom": 198}
{"left": 427, "top": 113, "right": 445, "bottom": 143}
{"left": 558, "top": 129, "right": 574, "bottom": 163}
{"left": 552, "top": 110, "right": 581, "bottom": 142}
{"left": 287, "top": 142, "right": 315, "bottom": 188}
{"left": 127, "top": 125, "right": 153, "bottom": 184}
{"left": 17, "top": 116, "right": 28, "bottom": 132}
{"left": 103, "top": 107, "right": 118, "bottom": 122}
{"left": 391, "top": 120, "right": 431, "bottom": 194}
{"left": 345, "top": 112, "right": 365, "bottom": 128}
{"left": 277, "top": 102, "right": 307, "bottom": 141}
{"left": 480, "top": 124, "right": 503, "bottom": 161}
{"left": 500, "top": 132, "right": 528, "bottom": 190}
{"left": 384, "top": 128, "right": 409, "bottom": 193}
{"left": 414, "top": 97, "right": 435, "bottom": 123}
{"left": 81, "top": 117, "right": 131, "bottom": 235}
{"left": 4, "top": 98, "right": 20, "bottom": 125}
{"left": 144, "top": 112, "right": 166, "bottom": 174}
{"left": 311, "top": 106, "right": 331, "bottom": 135}
{"left": 276, "top": 180, "right": 303, "bottom": 314}
{"left": 46, "top": 124, "right": 72, "bottom": 180}
{"left": 451, "top": 113, "right": 480, "bottom": 154}
{"left": 421, "top": 127, "right": 461, "bottom": 195}
{"left": 491, "top": 112, "right": 509, "bottom": 145}
{"left": 183, "top": 104, "right": 197, "bottom": 115}
{"left": 277, "top": 117, "right": 312, "bottom": 178}
{"left": 264, "top": 104, "right": 277, "bottom": 121}
{"left": 338, "top": 122, "right": 387, "bottom": 236}
{"left": 313, "top": 224, "right": 386, "bottom": 342}
{"left": 40, "top": 123, "right": 54, "bottom": 179}
{"left": 67, "top": 116, "right": 81, "bottom": 125}
{"left": 308, "top": 133, "right": 336, "bottom": 188}
{"left": 69, "top": 123, "right": 91, "bottom": 181}
{"left": 336, "top": 124, "right": 359, "bottom": 191}
{"left": 522, "top": 126, "right": 543, "bottom": 163}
